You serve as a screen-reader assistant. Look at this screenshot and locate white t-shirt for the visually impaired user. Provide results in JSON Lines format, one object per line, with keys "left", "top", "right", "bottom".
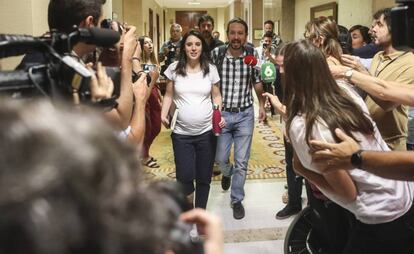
{"left": 289, "top": 81, "right": 414, "bottom": 224}
{"left": 164, "top": 62, "right": 220, "bottom": 136}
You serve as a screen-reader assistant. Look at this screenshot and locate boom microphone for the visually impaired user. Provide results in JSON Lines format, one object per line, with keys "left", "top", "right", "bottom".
{"left": 71, "top": 27, "right": 120, "bottom": 47}
{"left": 0, "top": 28, "right": 120, "bottom": 59}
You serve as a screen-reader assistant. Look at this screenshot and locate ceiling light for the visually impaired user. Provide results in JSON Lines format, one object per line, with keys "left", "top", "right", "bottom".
{"left": 188, "top": 0, "right": 200, "bottom": 5}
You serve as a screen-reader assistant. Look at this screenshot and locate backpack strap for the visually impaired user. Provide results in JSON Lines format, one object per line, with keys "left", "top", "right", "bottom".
{"left": 213, "top": 44, "right": 228, "bottom": 81}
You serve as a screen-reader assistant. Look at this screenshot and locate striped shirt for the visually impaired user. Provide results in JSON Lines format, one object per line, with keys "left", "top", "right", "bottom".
{"left": 211, "top": 46, "right": 261, "bottom": 109}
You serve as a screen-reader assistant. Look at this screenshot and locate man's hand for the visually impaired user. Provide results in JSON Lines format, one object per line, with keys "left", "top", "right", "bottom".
{"left": 132, "top": 72, "right": 149, "bottom": 104}
{"left": 87, "top": 62, "right": 114, "bottom": 102}
{"left": 161, "top": 112, "right": 170, "bottom": 128}
{"left": 341, "top": 54, "right": 366, "bottom": 73}
{"left": 329, "top": 65, "right": 348, "bottom": 79}
{"left": 310, "top": 128, "right": 360, "bottom": 173}
{"left": 122, "top": 26, "right": 138, "bottom": 60}
{"left": 262, "top": 92, "right": 286, "bottom": 118}
{"left": 180, "top": 209, "right": 223, "bottom": 254}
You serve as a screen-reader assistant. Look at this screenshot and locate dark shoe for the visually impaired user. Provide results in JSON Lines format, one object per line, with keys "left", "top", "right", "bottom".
{"left": 275, "top": 205, "right": 301, "bottom": 220}
{"left": 213, "top": 169, "right": 222, "bottom": 176}
{"left": 232, "top": 202, "right": 245, "bottom": 219}
{"left": 221, "top": 175, "right": 231, "bottom": 191}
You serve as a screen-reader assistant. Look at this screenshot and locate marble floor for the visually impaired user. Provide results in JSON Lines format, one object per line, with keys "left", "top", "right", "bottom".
{"left": 206, "top": 179, "right": 307, "bottom": 254}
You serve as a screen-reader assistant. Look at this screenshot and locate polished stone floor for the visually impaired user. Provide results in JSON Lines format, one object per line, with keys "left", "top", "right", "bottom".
{"left": 206, "top": 179, "right": 307, "bottom": 254}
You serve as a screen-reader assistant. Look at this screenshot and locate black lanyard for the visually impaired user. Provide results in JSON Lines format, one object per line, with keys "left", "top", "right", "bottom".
{"left": 374, "top": 51, "right": 409, "bottom": 77}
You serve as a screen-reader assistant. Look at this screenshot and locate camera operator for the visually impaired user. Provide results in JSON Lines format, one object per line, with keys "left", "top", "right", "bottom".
{"left": 15, "top": 0, "right": 139, "bottom": 130}
{"left": 159, "top": 23, "right": 182, "bottom": 77}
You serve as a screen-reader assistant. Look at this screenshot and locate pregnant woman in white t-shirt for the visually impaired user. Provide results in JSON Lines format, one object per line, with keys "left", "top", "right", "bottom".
{"left": 161, "top": 30, "right": 225, "bottom": 209}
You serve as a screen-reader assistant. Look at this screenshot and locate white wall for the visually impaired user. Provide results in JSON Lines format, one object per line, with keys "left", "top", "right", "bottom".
{"left": 102, "top": 0, "right": 113, "bottom": 19}
{"left": 294, "top": 0, "right": 337, "bottom": 40}
{"left": 0, "top": 0, "right": 49, "bottom": 69}
{"left": 338, "top": 0, "right": 372, "bottom": 29}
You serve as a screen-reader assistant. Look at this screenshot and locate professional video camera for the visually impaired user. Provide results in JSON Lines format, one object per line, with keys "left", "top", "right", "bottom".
{"left": 0, "top": 27, "right": 121, "bottom": 108}
{"left": 392, "top": 0, "right": 414, "bottom": 48}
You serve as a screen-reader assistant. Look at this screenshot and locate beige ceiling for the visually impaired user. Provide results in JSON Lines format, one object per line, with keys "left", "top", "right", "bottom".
{"left": 156, "top": 0, "right": 234, "bottom": 8}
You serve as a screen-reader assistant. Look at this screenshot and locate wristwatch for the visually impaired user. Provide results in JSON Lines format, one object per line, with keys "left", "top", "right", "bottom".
{"left": 344, "top": 68, "right": 354, "bottom": 80}
{"left": 350, "top": 150, "right": 364, "bottom": 168}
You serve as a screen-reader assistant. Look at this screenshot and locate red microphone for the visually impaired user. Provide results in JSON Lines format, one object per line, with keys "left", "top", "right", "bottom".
{"left": 243, "top": 55, "right": 260, "bottom": 70}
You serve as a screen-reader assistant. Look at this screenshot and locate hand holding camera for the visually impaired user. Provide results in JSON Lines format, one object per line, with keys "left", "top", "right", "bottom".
{"left": 87, "top": 62, "right": 114, "bottom": 102}
{"left": 122, "top": 26, "right": 138, "bottom": 60}
{"left": 132, "top": 71, "right": 149, "bottom": 103}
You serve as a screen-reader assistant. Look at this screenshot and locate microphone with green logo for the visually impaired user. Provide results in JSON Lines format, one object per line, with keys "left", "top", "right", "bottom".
{"left": 243, "top": 55, "right": 276, "bottom": 84}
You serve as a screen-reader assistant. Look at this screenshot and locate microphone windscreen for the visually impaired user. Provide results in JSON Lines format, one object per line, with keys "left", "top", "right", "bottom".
{"left": 83, "top": 27, "right": 120, "bottom": 47}
{"left": 243, "top": 55, "right": 257, "bottom": 66}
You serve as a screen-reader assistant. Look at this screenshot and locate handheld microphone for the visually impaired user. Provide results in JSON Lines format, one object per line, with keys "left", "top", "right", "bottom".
{"left": 243, "top": 55, "right": 277, "bottom": 83}
{"left": 243, "top": 55, "right": 257, "bottom": 66}
{"left": 243, "top": 55, "right": 261, "bottom": 70}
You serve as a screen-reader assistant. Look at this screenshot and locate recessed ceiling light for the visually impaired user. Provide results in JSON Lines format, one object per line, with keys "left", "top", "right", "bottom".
{"left": 188, "top": 0, "right": 200, "bottom": 4}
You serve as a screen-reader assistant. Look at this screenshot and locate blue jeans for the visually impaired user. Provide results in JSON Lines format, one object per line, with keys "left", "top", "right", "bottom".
{"left": 172, "top": 130, "right": 216, "bottom": 209}
{"left": 215, "top": 106, "right": 254, "bottom": 204}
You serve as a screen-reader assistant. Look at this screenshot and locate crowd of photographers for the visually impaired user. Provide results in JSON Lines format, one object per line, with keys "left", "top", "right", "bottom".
{"left": 1, "top": 0, "right": 414, "bottom": 253}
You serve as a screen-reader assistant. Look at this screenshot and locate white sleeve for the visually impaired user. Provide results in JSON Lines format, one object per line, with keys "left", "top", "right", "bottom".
{"left": 210, "top": 64, "right": 220, "bottom": 84}
{"left": 288, "top": 116, "right": 336, "bottom": 174}
{"left": 164, "top": 62, "right": 176, "bottom": 81}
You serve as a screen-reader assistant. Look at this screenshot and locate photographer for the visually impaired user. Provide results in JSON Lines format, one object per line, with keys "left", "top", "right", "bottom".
{"left": 15, "top": 0, "right": 139, "bottom": 130}
{"left": 159, "top": 23, "right": 182, "bottom": 76}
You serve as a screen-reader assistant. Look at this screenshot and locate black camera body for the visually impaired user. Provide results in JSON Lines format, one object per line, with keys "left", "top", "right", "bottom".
{"left": 263, "top": 43, "right": 268, "bottom": 49}
{"left": 392, "top": 0, "right": 414, "bottom": 48}
{"left": 167, "top": 41, "right": 177, "bottom": 52}
{"left": 0, "top": 28, "right": 121, "bottom": 107}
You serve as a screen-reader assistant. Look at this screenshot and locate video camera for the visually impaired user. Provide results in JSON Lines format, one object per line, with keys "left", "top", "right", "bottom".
{"left": 0, "top": 27, "right": 121, "bottom": 108}
{"left": 392, "top": 0, "right": 414, "bottom": 48}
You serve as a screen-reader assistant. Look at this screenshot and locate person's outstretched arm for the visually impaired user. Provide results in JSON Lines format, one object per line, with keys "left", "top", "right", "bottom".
{"left": 331, "top": 65, "right": 414, "bottom": 107}
{"left": 311, "top": 128, "right": 414, "bottom": 181}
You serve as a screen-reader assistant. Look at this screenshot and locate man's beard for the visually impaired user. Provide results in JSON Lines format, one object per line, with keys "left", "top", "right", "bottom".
{"left": 230, "top": 40, "right": 242, "bottom": 50}
{"left": 203, "top": 31, "right": 212, "bottom": 39}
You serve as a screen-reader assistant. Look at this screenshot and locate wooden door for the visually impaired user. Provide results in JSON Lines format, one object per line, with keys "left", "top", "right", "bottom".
{"left": 149, "top": 8, "right": 154, "bottom": 40}
{"left": 175, "top": 11, "right": 207, "bottom": 35}
{"left": 156, "top": 13, "right": 160, "bottom": 51}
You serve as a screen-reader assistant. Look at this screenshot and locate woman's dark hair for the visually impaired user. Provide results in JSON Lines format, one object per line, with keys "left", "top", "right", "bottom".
{"left": 283, "top": 40, "right": 374, "bottom": 146}
{"left": 338, "top": 25, "right": 352, "bottom": 54}
{"left": 349, "top": 25, "right": 372, "bottom": 45}
{"left": 174, "top": 30, "right": 211, "bottom": 77}
{"left": 306, "top": 17, "right": 344, "bottom": 63}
